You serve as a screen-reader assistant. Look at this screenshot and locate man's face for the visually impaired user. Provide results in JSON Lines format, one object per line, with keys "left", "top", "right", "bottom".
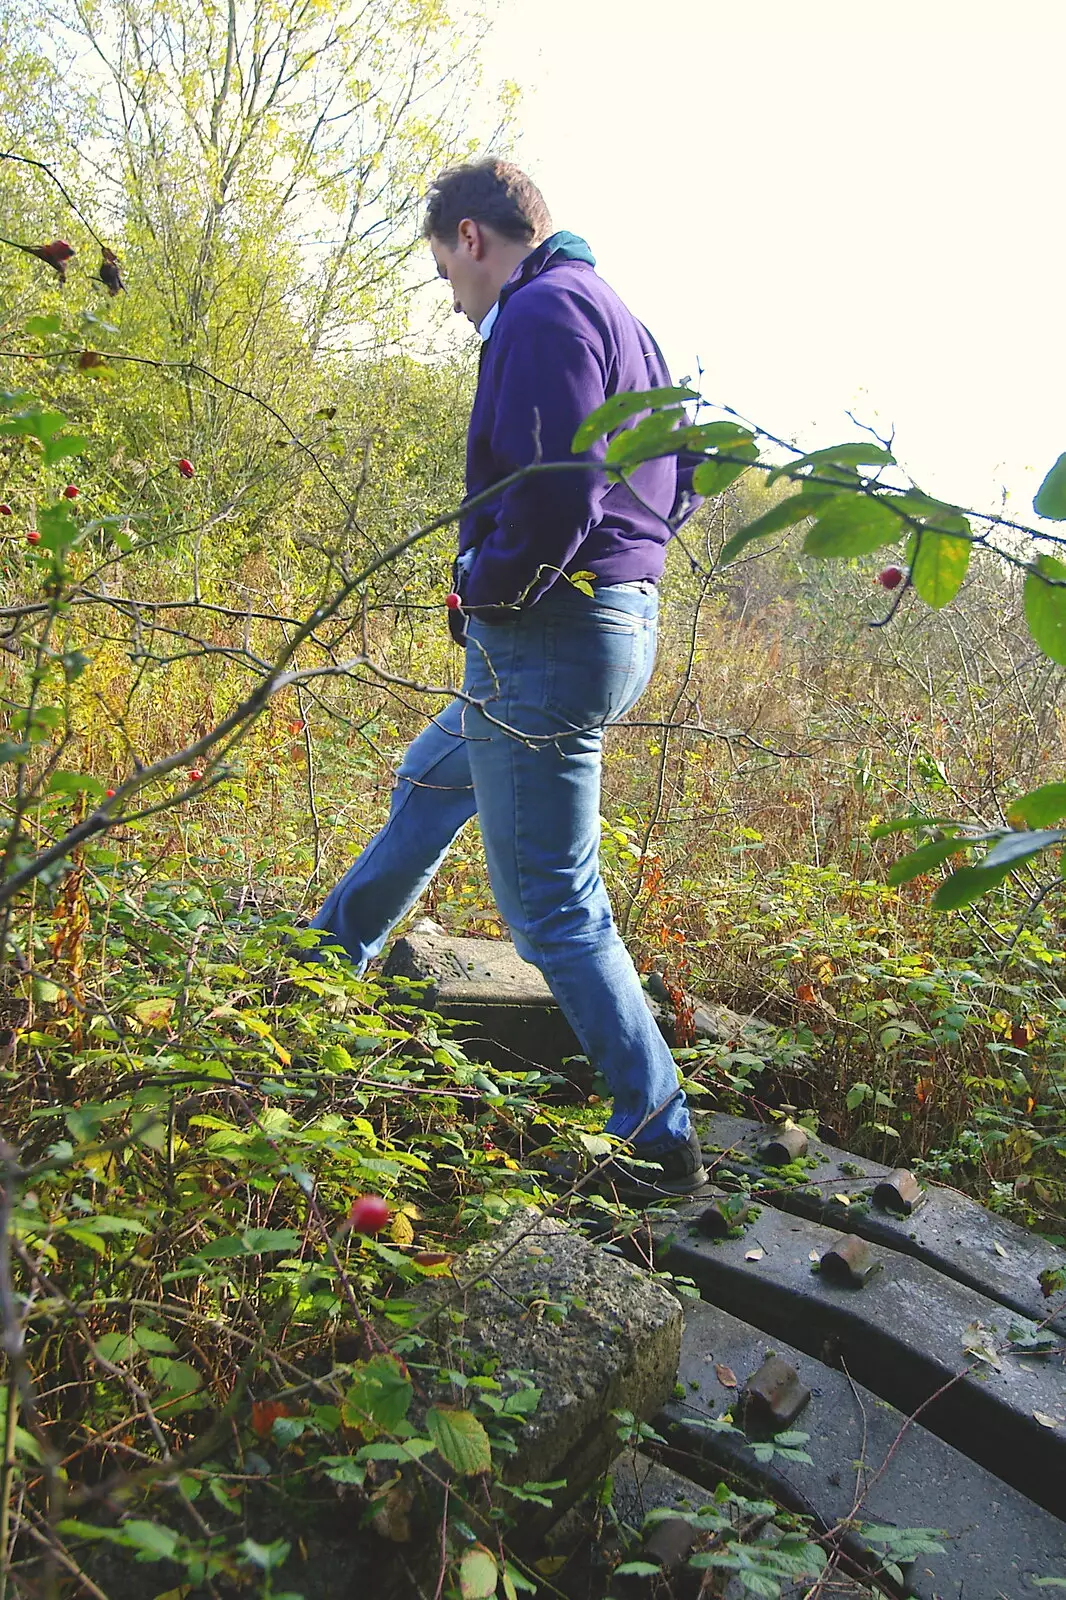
{"left": 430, "top": 221, "right": 492, "bottom": 329}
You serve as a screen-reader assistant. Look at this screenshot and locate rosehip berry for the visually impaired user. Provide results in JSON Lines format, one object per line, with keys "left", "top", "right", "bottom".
{"left": 876, "top": 565, "right": 905, "bottom": 590}
{"left": 348, "top": 1194, "right": 390, "bottom": 1235}
{"left": 63, "top": 485, "right": 79, "bottom": 500}
{"left": 0, "top": 504, "right": 11, "bottom": 516}
{"left": 177, "top": 458, "right": 195, "bottom": 479}
{"left": 189, "top": 768, "right": 203, "bottom": 782}
{"left": 105, "top": 788, "right": 116, "bottom": 799}
{"left": 26, "top": 530, "right": 40, "bottom": 545}
{"left": 445, "top": 592, "right": 462, "bottom": 610}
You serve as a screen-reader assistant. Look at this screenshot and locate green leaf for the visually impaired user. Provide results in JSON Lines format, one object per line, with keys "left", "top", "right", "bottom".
{"left": 134, "top": 1326, "right": 178, "bottom": 1353}
{"left": 679, "top": 421, "right": 754, "bottom": 451}
{"left": 571, "top": 386, "right": 697, "bottom": 452}
{"left": 121, "top": 1520, "right": 180, "bottom": 1560}
{"left": 79, "top": 1214, "right": 149, "bottom": 1236}
{"left": 148, "top": 1358, "right": 202, "bottom": 1397}
{"left": 1024, "top": 554, "right": 1066, "bottom": 664}
{"left": 47, "top": 768, "right": 105, "bottom": 798}
{"left": 426, "top": 1405, "right": 492, "bottom": 1475}
{"left": 342, "top": 1355, "right": 412, "bottom": 1435}
{"left": 692, "top": 445, "right": 760, "bottom": 495}
{"left": 241, "top": 1228, "right": 301, "bottom": 1254}
{"left": 907, "top": 515, "right": 972, "bottom": 608}
{"left": 614, "top": 1562, "right": 664, "bottom": 1577}
{"left": 24, "top": 314, "right": 63, "bottom": 338}
{"left": 239, "top": 1537, "right": 291, "bottom": 1571}
{"left": 56, "top": 1519, "right": 128, "bottom": 1546}
{"left": 801, "top": 494, "right": 902, "bottom": 558}
{"left": 43, "top": 433, "right": 87, "bottom": 467}
{"left": 37, "top": 501, "right": 80, "bottom": 554}
{"left": 719, "top": 493, "right": 821, "bottom": 565}
{"left": 932, "top": 862, "right": 1014, "bottom": 911}
{"left": 979, "top": 829, "right": 1065, "bottom": 871}
{"left": 62, "top": 649, "right": 91, "bottom": 682}
{"left": 0, "top": 741, "right": 31, "bottom": 765}
{"left": 194, "top": 1235, "right": 249, "bottom": 1259}
{"left": 320, "top": 1455, "right": 366, "bottom": 1485}
{"left": 355, "top": 1439, "right": 434, "bottom": 1463}
{"left": 886, "top": 836, "right": 973, "bottom": 885}
{"left": 0, "top": 1387, "right": 43, "bottom": 1460}
{"left": 604, "top": 407, "right": 686, "bottom": 466}
{"left": 1008, "top": 783, "right": 1066, "bottom": 829}
{"left": 1034, "top": 452, "right": 1066, "bottom": 519}
{"left": 869, "top": 813, "right": 957, "bottom": 840}
{"left": 0, "top": 406, "right": 66, "bottom": 442}
{"left": 768, "top": 442, "right": 895, "bottom": 486}
{"left": 501, "top": 1386, "right": 541, "bottom": 1415}
{"left": 460, "top": 1545, "right": 498, "bottom": 1599}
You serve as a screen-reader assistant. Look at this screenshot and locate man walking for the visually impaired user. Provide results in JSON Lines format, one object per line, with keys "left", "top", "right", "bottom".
{"left": 307, "top": 159, "right": 707, "bottom": 1197}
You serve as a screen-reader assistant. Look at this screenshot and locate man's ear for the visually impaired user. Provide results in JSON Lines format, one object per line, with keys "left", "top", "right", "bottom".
{"left": 457, "top": 217, "right": 486, "bottom": 259}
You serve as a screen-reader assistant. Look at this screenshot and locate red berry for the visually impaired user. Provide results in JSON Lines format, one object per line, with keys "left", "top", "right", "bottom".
{"left": 0, "top": 504, "right": 11, "bottom": 517}
{"left": 63, "top": 484, "right": 79, "bottom": 500}
{"left": 445, "top": 592, "right": 462, "bottom": 610}
{"left": 105, "top": 788, "right": 116, "bottom": 798}
{"left": 177, "top": 458, "right": 195, "bottom": 479}
{"left": 876, "top": 565, "right": 905, "bottom": 590}
{"left": 348, "top": 1194, "right": 390, "bottom": 1235}
{"left": 26, "top": 529, "right": 40, "bottom": 545}
{"left": 189, "top": 768, "right": 203, "bottom": 782}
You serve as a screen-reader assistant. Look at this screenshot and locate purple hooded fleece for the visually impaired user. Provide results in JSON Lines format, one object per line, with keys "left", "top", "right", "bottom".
{"left": 460, "top": 232, "right": 696, "bottom": 612}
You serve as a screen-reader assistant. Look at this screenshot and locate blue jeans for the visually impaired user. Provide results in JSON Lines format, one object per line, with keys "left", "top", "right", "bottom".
{"left": 310, "top": 582, "right": 691, "bottom": 1151}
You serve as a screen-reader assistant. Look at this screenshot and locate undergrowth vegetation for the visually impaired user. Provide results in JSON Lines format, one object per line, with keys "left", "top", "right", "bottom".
{"left": 1, "top": 0, "right": 1065, "bottom": 1592}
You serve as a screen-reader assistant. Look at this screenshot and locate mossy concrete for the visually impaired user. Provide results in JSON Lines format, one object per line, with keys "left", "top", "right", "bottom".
{"left": 447, "top": 1206, "right": 684, "bottom": 1514}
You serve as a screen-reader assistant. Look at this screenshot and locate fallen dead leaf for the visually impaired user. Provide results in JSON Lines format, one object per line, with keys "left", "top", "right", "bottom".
{"left": 250, "top": 1400, "right": 292, "bottom": 1440}
{"left": 715, "top": 1363, "right": 737, "bottom": 1388}
{"left": 745, "top": 1247, "right": 765, "bottom": 1262}
{"left": 1033, "top": 1411, "right": 1062, "bottom": 1429}
{"left": 992, "top": 1241, "right": 1007, "bottom": 1258}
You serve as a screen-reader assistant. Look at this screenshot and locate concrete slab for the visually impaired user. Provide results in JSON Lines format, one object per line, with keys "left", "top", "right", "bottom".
{"left": 658, "top": 1299, "right": 1066, "bottom": 1598}
{"left": 382, "top": 926, "right": 584, "bottom": 1075}
{"left": 430, "top": 1206, "right": 684, "bottom": 1538}
{"left": 380, "top": 928, "right": 773, "bottom": 1076}
{"left": 642, "top": 1199, "right": 1066, "bottom": 1518}
{"left": 698, "top": 1112, "right": 1066, "bottom": 1337}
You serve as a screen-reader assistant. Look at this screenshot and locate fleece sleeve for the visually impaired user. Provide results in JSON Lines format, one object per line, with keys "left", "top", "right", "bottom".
{"left": 463, "top": 307, "right": 610, "bottom": 609}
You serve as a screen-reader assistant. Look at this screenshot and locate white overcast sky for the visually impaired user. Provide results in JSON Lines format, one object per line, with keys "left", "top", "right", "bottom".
{"left": 475, "top": 0, "right": 1065, "bottom": 520}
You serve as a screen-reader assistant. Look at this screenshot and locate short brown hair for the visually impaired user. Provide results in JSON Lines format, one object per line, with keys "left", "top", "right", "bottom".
{"left": 423, "top": 160, "right": 552, "bottom": 246}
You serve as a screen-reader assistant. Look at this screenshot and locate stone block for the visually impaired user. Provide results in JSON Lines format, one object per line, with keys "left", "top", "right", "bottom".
{"left": 362, "top": 1206, "right": 685, "bottom": 1595}
{"left": 381, "top": 925, "right": 774, "bottom": 1078}
{"left": 448, "top": 1206, "right": 684, "bottom": 1518}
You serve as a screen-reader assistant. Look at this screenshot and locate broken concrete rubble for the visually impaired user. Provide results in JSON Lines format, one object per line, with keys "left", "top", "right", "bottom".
{"left": 426, "top": 1206, "right": 684, "bottom": 1524}
{"left": 382, "top": 923, "right": 776, "bottom": 1077}
{"left": 369, "top": 1205, "right": 685, "bottom": 1595}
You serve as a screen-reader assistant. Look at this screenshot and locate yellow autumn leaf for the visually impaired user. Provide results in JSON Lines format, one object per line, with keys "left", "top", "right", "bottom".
{"left": 241, "top": 1014, "right": 291, "bottom": 1065}
{"left": 131, "top": 997, "right": 175, "bottom": 1029}
{"left": 390, "top": 1211, "right": 415, "bottom": 1246}
{"left": 82, "top": 1150, "right": 118, "bottom": 1184}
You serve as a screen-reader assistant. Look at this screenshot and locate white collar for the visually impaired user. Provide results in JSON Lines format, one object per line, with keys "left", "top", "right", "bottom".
{"left": 478, "top": 301, "right": 500, "bottom": 342}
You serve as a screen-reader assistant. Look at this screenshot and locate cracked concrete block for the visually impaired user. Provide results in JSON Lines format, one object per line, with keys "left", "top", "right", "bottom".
{"left": 451, "top": 1207, "right": 684, "bottom": 1516}
{"left": 381, "top": 927, "right": 778, "bottom": 1078}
